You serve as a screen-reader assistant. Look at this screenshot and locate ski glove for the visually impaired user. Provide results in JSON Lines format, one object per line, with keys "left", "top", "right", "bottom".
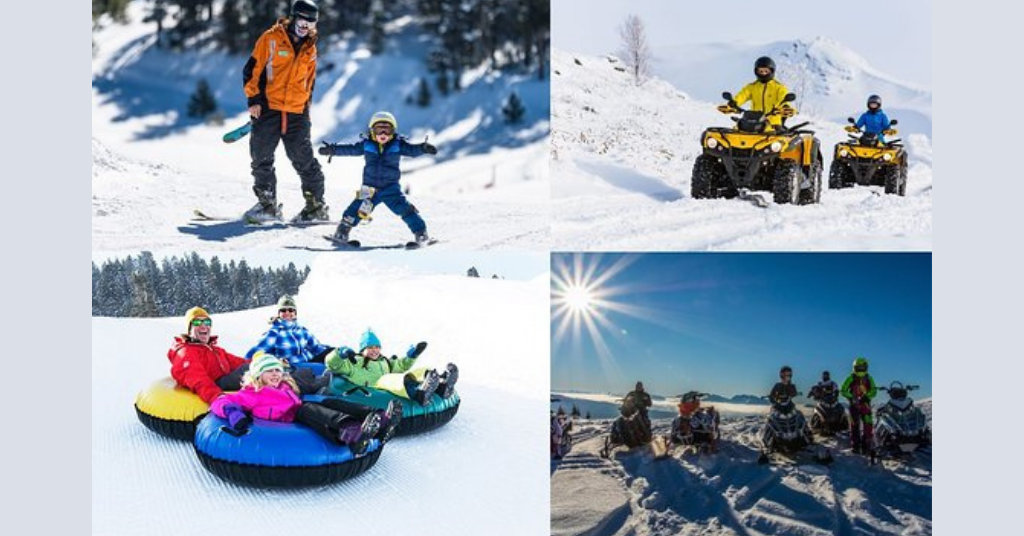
{"left": 407, "top": 341, "right": 428, "bottom": 359}
{"left": 223, "top": 404, "right": 252, "bottom": 432}
{"left": 318, "top": 142, "right": 337, "bottom": 156}
{"left": 341, "top": 348, "right": 358, "bottom": 363}
{"left": 779, "top": 105, "right": 796, "bottom": 118}
{"left": 422, "top": 143, "right": 438, "bottom": 155}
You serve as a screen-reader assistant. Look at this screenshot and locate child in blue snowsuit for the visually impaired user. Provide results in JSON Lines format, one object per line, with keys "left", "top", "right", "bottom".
{"left": 318, "top": 111, "right": 438, "bottom": 244}
{"left": 855, "top": 94, "right": 892, "bottom": 143}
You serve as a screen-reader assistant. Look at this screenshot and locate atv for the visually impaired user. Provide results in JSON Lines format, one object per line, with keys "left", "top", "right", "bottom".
{"left": 808, "top": 384, "right": 850, "bottom": 437}
{"left": 670, "top": 391, "right": 721, "bottom": 454}
{"left": 874, "top": 381, "right": 931, "bottom": 458}
{"left": 600, "top": 397, "right": 652, "bottom": 458}
{"left": 758, "top": 392, "right": 832, "bottom": 465}
{"left": 692, "top": 91, "right": 823, "bottom": 206}
{"left": 829, "top": 118, "right": 908, "bottom": 195}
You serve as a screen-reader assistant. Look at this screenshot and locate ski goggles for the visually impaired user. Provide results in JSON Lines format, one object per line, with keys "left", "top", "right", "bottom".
{"left": 372, "top": 124, "right": 395, "bottom": 136}
{"left": 190, "top": 318, "right": 212, "bottom": 327}
{"left": 279, "top": 308, "right": 296, "bottom": 314}
{"left": 296, "top": 18, "right": 317, "bottom": 30}
{"left": 854, "top": 364, "right": 868, "bottom": 373}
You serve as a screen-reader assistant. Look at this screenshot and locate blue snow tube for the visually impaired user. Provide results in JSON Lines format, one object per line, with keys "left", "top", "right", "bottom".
{"left": 193, "top": 413, "right": 383, "bottom": 488}
{"left": 293, "top": 361, "right": 460, "bottom": 435}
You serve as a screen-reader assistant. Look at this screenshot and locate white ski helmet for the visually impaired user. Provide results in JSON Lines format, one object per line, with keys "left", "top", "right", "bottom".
{"left": 368, "top": 111, "right": 397, "bottom": 131}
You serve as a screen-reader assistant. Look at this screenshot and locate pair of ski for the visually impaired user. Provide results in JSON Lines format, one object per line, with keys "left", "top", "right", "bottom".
{"left": 192, "top": 209, "right": 332, "bottom": 228}
{"left": 322, "top": 234, "right": 441, "bottom": 250}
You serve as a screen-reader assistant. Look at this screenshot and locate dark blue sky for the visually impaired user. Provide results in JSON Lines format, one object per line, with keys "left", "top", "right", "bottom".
{"left": 551, "top": 253, "right": 931, "bottom": 399}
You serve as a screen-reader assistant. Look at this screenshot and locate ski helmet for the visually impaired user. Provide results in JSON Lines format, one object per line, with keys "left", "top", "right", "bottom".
{"left": 291, "top": 0, "right": 319, "bottom": 22}
{"left": 780, "top": 365, "right": 793, "bottom": 377}
{"left": 368, "top": 111, "right": 398, "bottom": 132}
{"left": 822, "top": 370, "right": 831, "bottom": 382}
{"left": 754, "top": 56, "right": 776, "bottom": 82}
{"left": 867, "top": 94, "right": 882, "bottom": 109}
{"left": 635, "top": 381, "right": 645, "bottom": 391}
{"left": 853, "top": 357, "right": 869, "bottom": 375}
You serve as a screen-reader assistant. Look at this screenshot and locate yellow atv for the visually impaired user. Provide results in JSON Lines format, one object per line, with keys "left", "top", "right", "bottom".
{"left": 829, "top": 119, "right": 907, "bottom": 196}
{"left": 691, "top": 92, "right": 823, "bottom": 206}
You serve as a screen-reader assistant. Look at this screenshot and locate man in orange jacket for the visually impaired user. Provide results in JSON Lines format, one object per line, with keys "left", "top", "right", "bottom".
{"left": 242, "top": 0, "right": 328, "bottom": 223}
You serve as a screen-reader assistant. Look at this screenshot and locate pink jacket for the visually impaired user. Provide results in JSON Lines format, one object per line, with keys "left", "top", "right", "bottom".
{"left": 210, "top": 383, "right": 302, "bottom": 423}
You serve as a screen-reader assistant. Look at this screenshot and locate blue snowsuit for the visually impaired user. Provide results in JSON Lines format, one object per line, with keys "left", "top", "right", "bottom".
{"left": 855, "top": 109, "right": 892, "bottom": 143}
{"left": 325, "top": 136, "right": 428, "bottom": 233}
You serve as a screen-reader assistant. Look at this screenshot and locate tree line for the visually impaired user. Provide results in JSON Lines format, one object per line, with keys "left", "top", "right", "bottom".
{"left": 92, "top": 251, "right": 310, "bottom": 318}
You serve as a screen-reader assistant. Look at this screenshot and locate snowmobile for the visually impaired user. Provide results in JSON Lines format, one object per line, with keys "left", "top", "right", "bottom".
{"left": 600, "top": 397, "right": 652, "bottom": 458}
{"left": 808, "top": 384, "right": 850, "bottom": 437}
{"left": 758, "top": 392, "right": 832, "bottom": 465}
{"left": 670, "top": 391, "right": 720, "bottom": 454}
{"left": 691, "top": 91, "right": 823, "bottom": 206}
{"left": 829, "top": 118, "right": 907, "bottom": 195}
{"left": 873, "top": 381, "right": 931, "bottom": 457}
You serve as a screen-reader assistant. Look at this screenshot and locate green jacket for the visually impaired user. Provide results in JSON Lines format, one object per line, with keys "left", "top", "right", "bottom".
{"left": 325, "top": 348, "right": 416, "bottom": 387}
{"left": 840, "top": 373, "right": 877, "bottom": 401}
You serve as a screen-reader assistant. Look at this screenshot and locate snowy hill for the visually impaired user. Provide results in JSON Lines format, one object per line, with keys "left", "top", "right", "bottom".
{"left": 93, "top": 253, "right": 549, "bottom": 535}
{"left": 656, "top": 37, "right": 932, "bottom": 137}
{"left": 552, "top": 410, "right": 932, "bottom": 535}
{"left": 91, "top": 3, "right": 550, "bottom": 251}
{"left": 551, "top": 49, "right": 932, "bottom": 251}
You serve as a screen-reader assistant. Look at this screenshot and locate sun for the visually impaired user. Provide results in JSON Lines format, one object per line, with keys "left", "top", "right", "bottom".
{"left": 564, "top": 284, "right": 594, "bottom": 312}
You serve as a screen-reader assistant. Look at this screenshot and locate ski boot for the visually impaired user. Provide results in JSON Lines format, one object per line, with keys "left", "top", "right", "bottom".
{"left": 244, "top": 188, "right": 282, "bottom": 223}
{"left": 378, "top": 399, "right": 404, "bottom": 444}
{"left": 437, "top": 363, "right": 459, "bottom": 399}
{"left": 331, "top": 222, "right": 353, "bottom": 243}
{"left": 414, "top": 231, "right": 431, "bottom": 246}
{"left": 292, "top": 190, "right": 330, "bottom": 223}
{"left": 412, "top": 369, "right": 441, "bottom": 406}
{"left": 340, "top": 412, "right": 382, "bottom": 457}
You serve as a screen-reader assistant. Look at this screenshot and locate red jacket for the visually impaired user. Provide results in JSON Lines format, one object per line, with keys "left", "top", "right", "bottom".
{"left": 167, "top": 336, "right": 248, "bottom": 404}
{"left": 210, "top": 382, "right": 302, "bottom": 423}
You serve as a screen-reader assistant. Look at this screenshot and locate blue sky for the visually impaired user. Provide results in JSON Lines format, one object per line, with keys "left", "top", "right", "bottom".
{"left": 551, "top": 253, "right": 932, "bottom": 399}
{"left": 552, "top": 0, "right": 932, "bottom": 87}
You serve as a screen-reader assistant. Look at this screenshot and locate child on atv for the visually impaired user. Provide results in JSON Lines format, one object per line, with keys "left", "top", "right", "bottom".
{"left": 318, "top": 111, "right": 438, "bottom": 246}
{"left": 724, "top": 56, "right": 796, "bottom": 130}
{"left": 841, "top": 357, "right": 878, "bottom": 454}
{"left": 853, "top": 95, "right": 893, "bottom": 143}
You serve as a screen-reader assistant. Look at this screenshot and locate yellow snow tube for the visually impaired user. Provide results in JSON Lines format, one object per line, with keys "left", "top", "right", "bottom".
{"left": 134, "top": 377, "right": 210, "bottom": 440}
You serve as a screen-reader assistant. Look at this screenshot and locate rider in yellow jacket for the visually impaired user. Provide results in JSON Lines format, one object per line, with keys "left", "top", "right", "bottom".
{"left": 732, "top": 56, "right": 795, "bottom": 129}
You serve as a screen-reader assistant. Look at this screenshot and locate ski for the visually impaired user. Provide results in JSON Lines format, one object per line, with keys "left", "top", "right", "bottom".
{"left": 192, "top": 208, "right": 331, "bottom": 227}
{"left": 323, "top": 235, "right": 363, "bottom": 249}
{"left": 405, "top": 238, "right": 441, "bottom": 249}
{"left": 222, "top": 122, "right": 252, "bottom": 144}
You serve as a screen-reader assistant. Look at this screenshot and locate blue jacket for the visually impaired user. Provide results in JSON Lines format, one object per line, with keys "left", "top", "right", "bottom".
{"left": 246, "top": 318, "right": 330, "bottom": 366}
{"left": 855, "top": 110, "right": 891, "bottom": 135}
{"left": 326, "top": 135, "right": 427, "bottom": 189}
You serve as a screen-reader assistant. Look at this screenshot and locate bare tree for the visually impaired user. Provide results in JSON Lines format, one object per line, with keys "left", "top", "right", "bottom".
{"left": 618, "top": 14, "right": 651, "bottom": 86}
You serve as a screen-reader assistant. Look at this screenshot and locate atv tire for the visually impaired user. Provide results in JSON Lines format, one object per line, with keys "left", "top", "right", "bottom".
{"left": 691, "top": 155, "right": 725, "bottom": 200}
{"left": 828, "top": 160, "right": 854, "bottom": 190}
{"left": 899, "top": 160, "right": 909, "bottom": 196}
{"left": 799, "top": 155, "right": 823, "bottom": 205}
{"left": 882, "top": 165, "right": 903, "bottom": 196}
{"left": 773, "top": 161, "right": 801, "bottom": 205}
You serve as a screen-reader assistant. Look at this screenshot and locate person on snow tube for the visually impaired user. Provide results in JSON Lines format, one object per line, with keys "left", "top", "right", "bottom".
{"left": 210, "top": 352, "right": 402, "bottom": 450}
{"left": 854, "top": 95, "right": 893, "bottom": 144}
{"left": 168, "top": 307, "right": 251, "bottom": 404}
{"left": 841, "top": 357, "right": 878, "bottom": 454}
{"left": 245, "top": 295, "right": 333, "bottom": 393}
{"left": 325, "top": 328, "right": 458, "bottom": 406}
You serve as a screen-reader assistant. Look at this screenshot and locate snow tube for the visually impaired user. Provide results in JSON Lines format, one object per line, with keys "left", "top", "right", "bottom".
{"left": 192, "top": 413, "right": 383, "bottom": 487}
{"left": 312, "top": 373, "right": 460, "bottom": 436}
{"left": 134, "top": 377, "right": 210, "bottom": 441}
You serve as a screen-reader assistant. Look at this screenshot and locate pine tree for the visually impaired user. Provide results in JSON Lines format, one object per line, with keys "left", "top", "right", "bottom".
{"left": 368, "top": 8, "right": 386, "bottom": 55}
{"left": 571, "top": 404, "right": 581, "bottom": 418}
{"left": 416, "top": 78, "right": 432, "bottom": 107}
{"left": 502, "top": 91, "right": 525, "bottom": 124}
{"left": 436, "top": 70, "right": 450, "bottom": 97}
{"left": 467, "top": 267, "right": 480, "bottom": 278}
{"left": 187, "top": 79, "right": 219, "bottom": 119}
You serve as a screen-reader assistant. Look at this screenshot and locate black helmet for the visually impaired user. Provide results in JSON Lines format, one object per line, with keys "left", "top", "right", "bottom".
{"left": 635, "top": 381, "right": 644, "bottom": 391}
{"left": 754, "top": 56, "right": 776, "bottom": 82}
{"left": 291, "top": 0, "right": 318, "bottom": 22}
{"left": 822, "top": 370, "right": 831, "bottom": 381}
{"left": 780, "top": 365, "right": 792, "bottom": 377}
{"left": 867, "top": 94, "right": 882, "bottom": 109}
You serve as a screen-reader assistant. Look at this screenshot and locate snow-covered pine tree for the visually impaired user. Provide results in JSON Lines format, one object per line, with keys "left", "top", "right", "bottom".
{"left": 502, "top": 92, "right": 525, "bottom": 124}
{"left": 187, "top": 79, "right": 218, "bottom": 119}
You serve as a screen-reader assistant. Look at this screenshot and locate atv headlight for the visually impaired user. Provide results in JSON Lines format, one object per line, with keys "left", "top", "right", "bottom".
{"left": 839, "top": 149, "right": 849, "bottom": 158}
{"left": 882, "top": 153, "right": 893, "bottom": 161}
{"left": 707, "top": 137, "right": 718, "bottom": 149}
{"left": 770, "top": 141, "right": 783, "bottom": 153}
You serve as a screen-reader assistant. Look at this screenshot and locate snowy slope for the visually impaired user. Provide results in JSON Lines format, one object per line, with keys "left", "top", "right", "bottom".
{"left": 552, "top": 408, "right": 932, "bottom": 535}
{"left": 656, "top": 37, "right": 932, "bottom": 137}
{"left": 551, "top": 49, "right": 932, "bottom": 251}
{"left": 93, "top": 254, "right": 550, "bottom": 536}
{"left": 91, "top": 3, "right": 550, "bottom": 251}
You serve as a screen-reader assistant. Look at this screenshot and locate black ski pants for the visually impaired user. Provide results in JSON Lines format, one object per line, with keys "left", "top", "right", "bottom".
{"left": 250, "top": 109, "right": 326, "bottom": 201}
{"left": 294, "top": 401, "right": 370, "bottom": 445}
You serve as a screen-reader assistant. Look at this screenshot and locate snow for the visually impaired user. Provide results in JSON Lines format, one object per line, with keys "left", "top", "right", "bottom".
{"left": 551, "top": 398, "right": 932, "bottom": 535}
{"left": 551, "top": 49, "right": 932, "bottom": 251}
{"left": 93, "top": 253, "right": 550, "bottom": 535}
{"left": 91, "top": 2, "right": 550, "bottom": 252}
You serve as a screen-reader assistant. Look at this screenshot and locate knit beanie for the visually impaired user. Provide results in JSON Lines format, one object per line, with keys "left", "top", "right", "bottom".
{"left": 250, "top": 351, "right": 285, "bottom": 376}
{"left": 185, "top": 306, "right": 210, "bottom": 334}
{"left": 359, "top": 328, "right": 381, "bottom": 352}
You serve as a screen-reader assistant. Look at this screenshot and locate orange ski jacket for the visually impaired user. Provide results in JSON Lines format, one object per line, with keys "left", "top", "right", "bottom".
{"left": 242, "top": 19, "right": 318, "bottom": 114}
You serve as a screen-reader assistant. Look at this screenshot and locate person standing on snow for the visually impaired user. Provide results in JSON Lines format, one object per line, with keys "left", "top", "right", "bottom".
{"left": 318, "top": 111, "right": 438, "bottom": 245}
{"left": 853, "top": 94, "right": 893, "bottom": 143}
{"left": 242, "top": 0, "right": 329, "bottom": 224}
{"left": 841, "top": 357, "right": 878, "bottom": 454}
{"left": 727, "top": 56, "right": 796, "bottom": 129}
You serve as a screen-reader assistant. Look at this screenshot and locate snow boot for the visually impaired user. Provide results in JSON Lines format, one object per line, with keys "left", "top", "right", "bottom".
{"left": 378, "top": 399, "right": 404, "bottom": 444}
{"left": 437, "top": 363, "right": 459, "bottom": 399}
{"left": 413, "top": 369, "right": 441, "bottom": 406}
{"left": 292, "top": 190, "right": 330, "bottom": 223}
{"left": 339, "top": 412, "right": 381, "bottom": 456}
